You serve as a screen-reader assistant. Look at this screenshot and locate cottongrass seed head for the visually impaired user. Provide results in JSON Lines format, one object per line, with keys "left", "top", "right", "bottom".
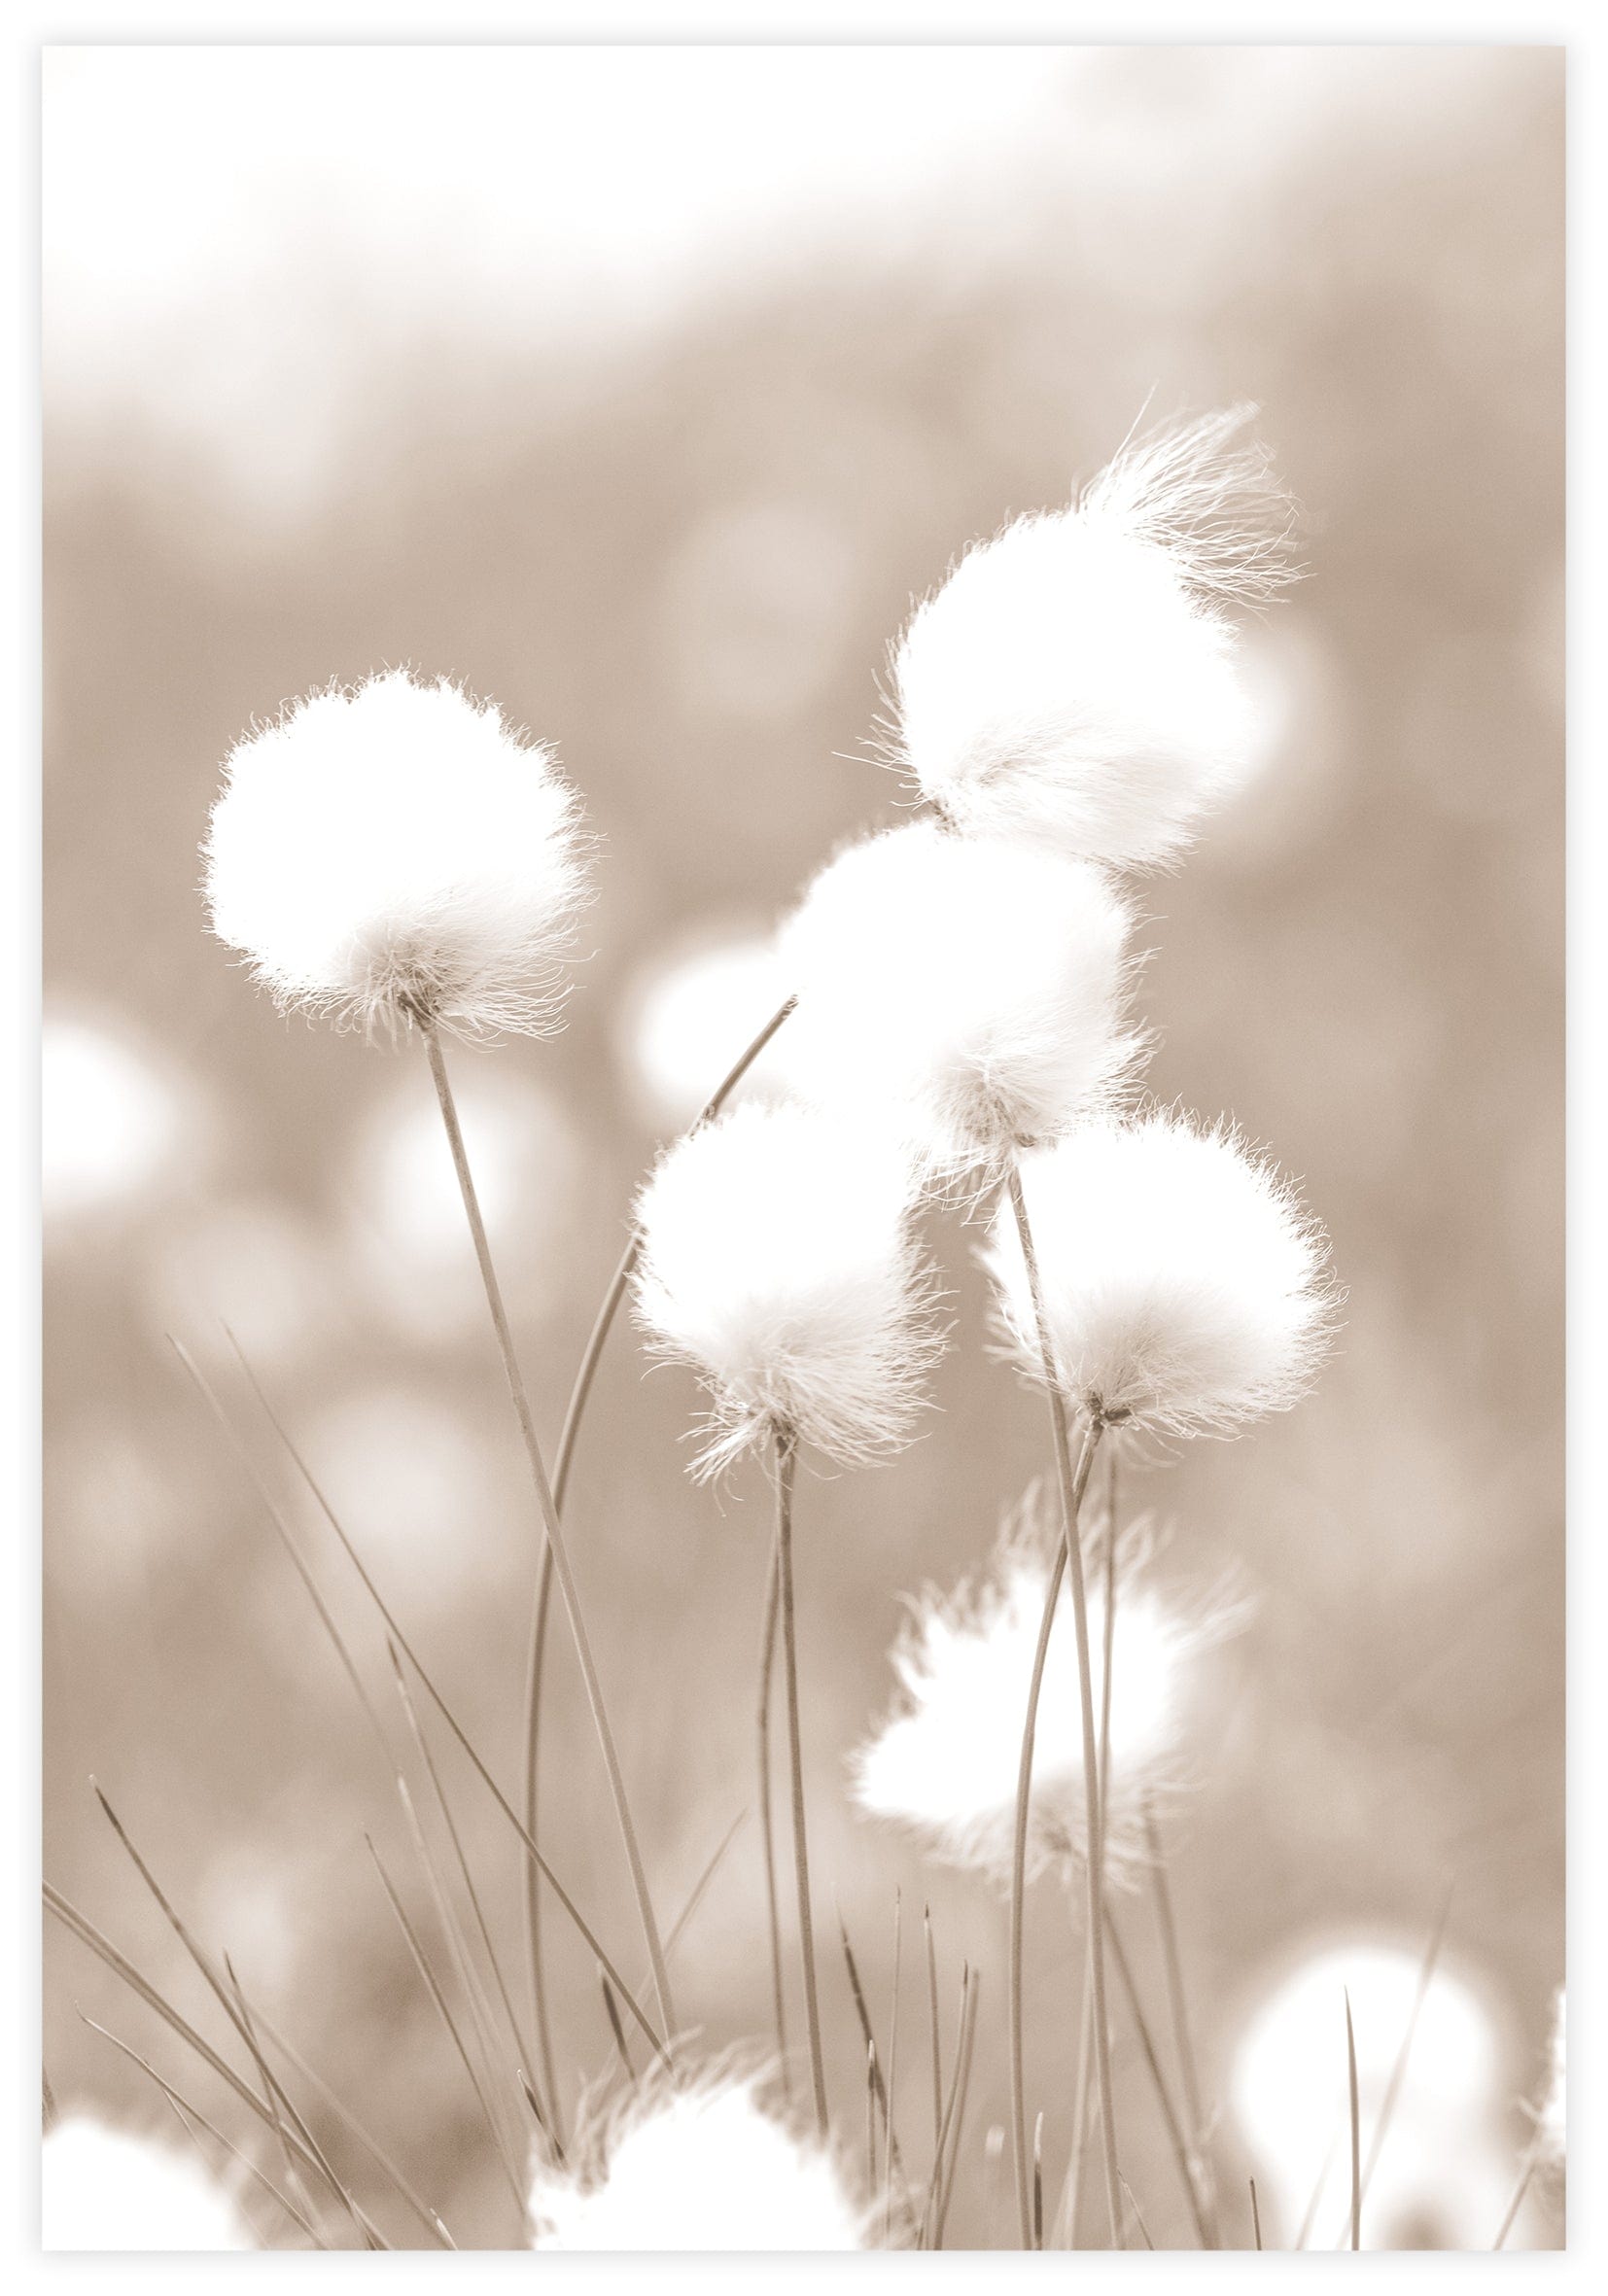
{"left": 202, "top": 668, "right": 592, "bottom": 1039}
{"left": 42, "top": 2116, "right": 253, "bottom": 2251}
{"left": 852, "top": 1487, "right": 1244, "bottom": 1885}
{"left": 528, "top": 2070, "right": 869, "bottom": 2250}
{"left": 985, "top": 1109, "right": 1338, "bottom": 1439}
{"left": 776, "top": 820, "right": 1144, "bottom": 1188}
{"left": 631, "top": 1099, "right": 944, "bottom": 1478}
{"left": 891, "top": 408, "right": 1299, "bottom": 871}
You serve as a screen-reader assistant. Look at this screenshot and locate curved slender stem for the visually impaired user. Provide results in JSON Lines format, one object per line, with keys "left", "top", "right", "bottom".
{"left": 1006, "top": 1160, "right": 1120, "bottom": 2247}
{"left": 775, "top": 1425, "right": 828, "bottom": 2138}
{"left": 756, "top": 1532, "right": 791, "bottom": 2095}
{"left": 419, "top": 1021, "right": 675, "bottom": 2047}
{"left": 520, "top": 994, "right": 796, "bottom": 2100}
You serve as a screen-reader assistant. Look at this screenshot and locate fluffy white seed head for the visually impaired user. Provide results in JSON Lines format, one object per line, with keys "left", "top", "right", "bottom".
{"left": 42, "top": 2117, "right": 254, "bottom": 2251}
{"left": 891, "top": 409, "right": 1298, "bottom": 870}
{"left": 528, "top": 2074, "right": 868, "bottom": 2250}
{"left": 985, "top": 1111, "right": 1337, "bottom": 1439}
{"left": 776, "top": 821, "right": 1143, "bottom": 1185}
{"left": 203, "top": 669, "right": 592, "bottom": 1038}
{"left": 853, "top": 1490, "right": 1242, "bottom": 1884}
{"left": 632, "top": 1100, "right": 943, "bottom": 1478}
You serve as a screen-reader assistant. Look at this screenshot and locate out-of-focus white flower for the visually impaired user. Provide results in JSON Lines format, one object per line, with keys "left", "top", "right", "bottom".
{"left": 631, "top": 1100, "right": 942, "bottom": 1478}
{"left": 985, "top": 1111, "right": 1335, "bottom": 1438}
{"left": 616, "top": 923, "right": 792, "bottom": 1131}
{"left": 202, "top": 669, "right": 591, "bottom": 1038}
{"left": 528, "top": 2074, "right": 867, "bottom": 2250}
{"left": 1231, "top": 1940, "right": 1510, "bottom": 2251}
{"left": 891, "top": 410, "right": 1297, "bottom": 870}
{"left": 347, "top": 1066, "right": 583, "bottom": 1339}
{"left": 852, "top": 1491, "right": 1241, "bottom": 1882}
{"left": 1537, "top": 1987, "right": 1565, "bottom": 2167}
{"left": 42, "top": 2116, "right": 253, "bottom": 2251}
{"left": 776, "top": 822, "right": 1142, "bottom": 1183}
{"left": 43, "top": 1016, "right": 189, "bottom": 1227}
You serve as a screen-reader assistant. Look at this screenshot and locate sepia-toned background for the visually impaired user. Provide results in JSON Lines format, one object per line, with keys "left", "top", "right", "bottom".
{"left": 43, "top": 45, "right": 1563, "bottom": 2249}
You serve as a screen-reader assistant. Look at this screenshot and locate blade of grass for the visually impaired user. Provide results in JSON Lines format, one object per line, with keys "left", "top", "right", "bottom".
{"left": 387, "top": 1643, "right": 534, "bottom": 2132}
{"left": 931, "top": 1966, "right": 980, "bottom": 2252}
{"left": 659, "top": 1809, "right": 749, "bottom": 1969}
{"left": 1121, "top": 2174, "right": 1157, "bottom": 2249}
{"left": 221, "top": 1339, "right": 667, "bottom": 2065}
{"left": 223, "top": 1954, "right": 322, "bottom": 2241}
{"left": 1345, "top": 1988, "right": 1361, "bottom": 2251}
{"left": 925, "top": 1903, "right": 943, "bottom": 2156}
{"left": 1105, "top": 1905, "right": 1212, "bottom": 2246}
{"left": 1330, "top": 1880, "right": 1454, "bottom": 2247}
{"left": 885, "top": 1890, "right": 902, "bottom": 2245}
{"left": 836, "top": 1910, "right": 912, "bottom": 2212}
{"left": 246, "top": 2000, "right": 456, "bottom": 2245}
{"left": 520, "top": 995, "right": 797, "bottom": 2118}
{"left": 600, "top": 1970, "right": 636, "bottom": 2086}
{"left": 390, "top": 1761, "right": 525, "bottom": 2188}
{"left": 50, "top": 1880, "right": 449, "bottom": 2244}
{"left": 364, "top": 1836, "right": 525, "bottom": 2213}
{"left": 89, "top": 1781, "right": 373, "bottom": 2245}
{"left": 1143, "top": 1799, "right": 1219, "bottom": 2243}
{"left": 77, "top": 2005, "right": 326, "bottom": 2248}
{"left": 1294, "top": 2128, "right": 1339, "bottom": 2250}
{"left": 46, "top": 1883, "right": 326, "bottom": 2190}
{"left": 1493, "top": 2143, "right": 1539, "bottom": 2249}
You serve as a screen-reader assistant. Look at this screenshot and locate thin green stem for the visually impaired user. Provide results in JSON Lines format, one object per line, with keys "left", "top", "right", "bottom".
{"left": 775, "top": 1425, "right": 828, "bottom": 2139}
{"left": 519, "top": 994, "right": 796, "bottom": 2103}
{"left": 1006, "top": 1161, "right": 1119, "bottom": 2247}
{"left": 419, "top": 1020, "right": 674, "bottom": 2045}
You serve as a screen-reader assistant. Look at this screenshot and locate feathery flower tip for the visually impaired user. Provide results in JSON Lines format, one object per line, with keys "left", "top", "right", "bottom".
{"left": 42, "top": 2117, "right": 254, "bottom": 2250}
{"left": 852, "top": 1493, "right": 1240, "bottom": 1882}
{"left": 892, "top": 409, "right": 1297, "bottom": 870}
{"left": 985, "top": 1111, "right": 1336, "bottom": 1437}
{"left": 777, "top": 821, "right": 1143, "bottom": 1180}
{"left": 632, "top": 1100, "right": 942, "bottom": 1477}
{"left": 202, "top": 669, "right": 591, "bottom": 1037}
{"left": 528, "top": 2076, "right": 867, "bottom": 2250}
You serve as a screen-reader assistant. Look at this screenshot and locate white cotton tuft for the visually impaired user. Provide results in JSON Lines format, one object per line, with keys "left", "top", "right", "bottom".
{"left": 1537, "top": 1988, "right": 1566, "bottom": 2167}
{"left": 852, "top": 1491, "right": 1242, "bottom": 1884}
{"left": 203, "top": 669, "right": 592, "bottom": 1038}
{"left": 891, "top": 409, "right": 1298, "bottom": 870}
{"left": 632, "top": 1100, "right": 942, "bottom": 1478}
{"left": 776, "top": 821, "right": 1143, "bottom": 1184}
{"left": 528, "top": 2074, "right": 868, "bottom": 2251}
{"left": 42, "top": 2116, "right": 254, "bottom": 2251}
{"left": 985, "top": 1111, "right": 1337, "bottom": 1439}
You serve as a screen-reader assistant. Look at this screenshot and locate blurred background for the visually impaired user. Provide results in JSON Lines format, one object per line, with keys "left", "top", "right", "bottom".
{"left": 42, "top": 45, "right": 1563, "bottom": 2249}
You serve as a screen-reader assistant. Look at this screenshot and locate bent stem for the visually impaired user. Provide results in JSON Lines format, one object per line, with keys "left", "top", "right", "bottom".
{"left": 775, "top": 1424, "right": 828, "bottom": 2139}
{"left": 520, "top": 993, "right": 796, "bottom": 2098}
{"left": 418, "top": 1019, "right": 674, "bottom": 2047}
{"left": 1006, "top": 1160, "right": 1119, "bottom": 2248}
